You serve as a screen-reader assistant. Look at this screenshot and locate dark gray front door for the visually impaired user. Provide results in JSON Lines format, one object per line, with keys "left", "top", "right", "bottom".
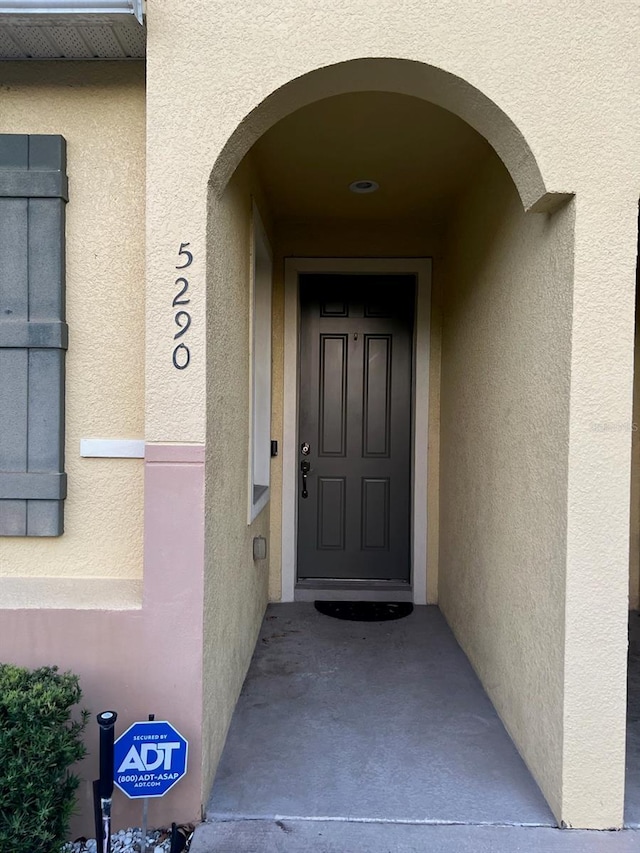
{"left": 297, "top": 273, "right": 414, "bottom": 584}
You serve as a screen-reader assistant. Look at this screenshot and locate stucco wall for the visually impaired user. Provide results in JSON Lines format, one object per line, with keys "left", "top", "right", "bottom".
{"left": 1, "top": 445, "right": 206, "bottom": 837}
{"left": 0, "top": 65, "right": 207, "bottom": 835}
{"left": 142, "top": 0, "right": 638, "bottom": 829}
{"left": 202, "top": 156, "right": 273, "bottom": 796}
{"left": 438, "top": 154, "right": 573, "bottom": 819}
{"left": 0, "top": 63, "right": 145, "bottom": 591}
{"left": 0, "top": 0, "right": 635, "bottom": 833}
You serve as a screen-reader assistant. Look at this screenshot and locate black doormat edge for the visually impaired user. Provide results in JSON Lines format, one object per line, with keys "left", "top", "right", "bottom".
{"left": 314, "top": 600, "right": 414, "bottom": 622}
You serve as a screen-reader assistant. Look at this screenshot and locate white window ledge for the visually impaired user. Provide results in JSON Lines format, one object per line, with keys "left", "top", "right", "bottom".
{"left": 80, "top": 439, "right": 145, "bottom": 458}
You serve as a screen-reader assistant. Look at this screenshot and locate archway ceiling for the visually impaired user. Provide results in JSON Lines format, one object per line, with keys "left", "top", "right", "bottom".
{"left": 251, "top": 92, "right": 493, "bottom": 224}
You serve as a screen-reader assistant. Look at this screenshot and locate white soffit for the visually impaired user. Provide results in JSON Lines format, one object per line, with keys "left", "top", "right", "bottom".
{"left": 0, "top": 1, "right": 145, "bottom": 58}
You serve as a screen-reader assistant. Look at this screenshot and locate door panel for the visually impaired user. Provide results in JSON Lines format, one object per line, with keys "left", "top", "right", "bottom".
{"left": 319, "top": 335, "right": 348, "bottom": 456}
{"left": 363, "top": 335, "right": 392, "bottom": 457}
{"left": 318, "top": 477, "right": 346, "bottom": 549}
{"left": 297, "top": 273, "right": 414, "bottom": 583}
{"left": 361, "top": 478, "right": 390, "bottom": 550}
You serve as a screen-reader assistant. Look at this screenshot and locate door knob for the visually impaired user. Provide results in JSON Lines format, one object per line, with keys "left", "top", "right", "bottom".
{"left": 301, "top": 459, "right": 310, "bottom": 499}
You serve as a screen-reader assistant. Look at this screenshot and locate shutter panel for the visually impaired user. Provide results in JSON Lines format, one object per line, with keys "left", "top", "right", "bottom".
{"left": 0, "top": 134, "right": 68, "bottom": 536}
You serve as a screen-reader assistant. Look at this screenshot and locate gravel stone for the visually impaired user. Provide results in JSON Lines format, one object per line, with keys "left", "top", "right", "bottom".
{"left": 62, "top": 827, "right": 172, "bottom": 853}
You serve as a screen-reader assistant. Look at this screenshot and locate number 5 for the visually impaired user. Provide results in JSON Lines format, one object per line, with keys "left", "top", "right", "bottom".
{"left": 176, "top": 242, "right": 193, "bottom": 269}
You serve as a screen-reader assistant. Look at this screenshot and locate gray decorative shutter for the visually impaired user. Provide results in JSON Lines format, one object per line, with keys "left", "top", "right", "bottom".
{"left": 0, "top": 134, "right": 68, "bottom": 536}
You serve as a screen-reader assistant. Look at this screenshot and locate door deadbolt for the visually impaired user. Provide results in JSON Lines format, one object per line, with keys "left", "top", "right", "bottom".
{"left": 301, "top": 442, "right": 310, "bottom": 455}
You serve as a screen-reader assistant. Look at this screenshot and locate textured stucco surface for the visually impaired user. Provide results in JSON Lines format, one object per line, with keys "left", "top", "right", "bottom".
{"left": 0, "top": 448, "right": 206, "bottom": 836}
{"left": 0, "top": 0, "right": 627, "bottom": 832}
{"left": 561, "top": 190, "right": 637, "bottom": 828}
{"left": 145, "top": 7, "right": 589, "bottom": 444}
{"left": 202, "top": 158, "right": 272, "bottom": 799}
{"left": 439, "top": 154, "right": 573, "bottom": 821}
{"left": 0, "top": 63, "right": 145, "bottom": 587}
{"left": 144, "top": 0, "right": 639, "bottom": 826}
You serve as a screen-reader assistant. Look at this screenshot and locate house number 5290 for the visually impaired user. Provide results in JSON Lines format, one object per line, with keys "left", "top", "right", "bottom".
{"left": 172, "top": 242, "right": 192, "bottom": 370}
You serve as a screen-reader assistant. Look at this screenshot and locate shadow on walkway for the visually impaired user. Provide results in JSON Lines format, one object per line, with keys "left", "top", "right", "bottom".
{"left": 206, "top": 604, "right": 553, "bottom": 825}
{"left": 191, "top": 604, "right": 640, "bottom": 851}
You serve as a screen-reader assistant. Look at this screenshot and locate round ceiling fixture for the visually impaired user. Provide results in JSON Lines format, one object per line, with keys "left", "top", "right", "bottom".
{"left": 349, "top": 179, "right": 379, "bottom": 194}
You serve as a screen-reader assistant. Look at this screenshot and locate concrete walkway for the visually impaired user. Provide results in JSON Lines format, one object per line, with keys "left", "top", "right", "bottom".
{"left": 192, "top": 604, "right": 640, "bottom": 851}
{"left": 191, "top": 820, "right": 640, "bottom": 852}
{"left": 626, "top": 612, "right": 640, "bottom": 827}
{"left": 206, "top": 604, "right": 552, "bottom": 825}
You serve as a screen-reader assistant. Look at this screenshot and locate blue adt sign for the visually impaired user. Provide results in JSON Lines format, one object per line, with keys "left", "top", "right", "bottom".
{"left": 114, "top": 720, "right": 188, "bottom": 799}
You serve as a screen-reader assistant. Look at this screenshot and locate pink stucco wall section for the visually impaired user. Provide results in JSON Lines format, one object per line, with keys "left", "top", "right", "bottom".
{"left": 0, "top": 444, "right": 206, "bottom": 836}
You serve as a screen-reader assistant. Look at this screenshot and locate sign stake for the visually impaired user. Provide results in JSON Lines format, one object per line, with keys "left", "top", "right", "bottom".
{"left": 140, "top": 714, "right": 155, "bottom": 853}
{"left": 141, "top": 796, "right": 149, "bottom": 853}
{"left": 97, "top": 711, "right": 118, "bottom": 853}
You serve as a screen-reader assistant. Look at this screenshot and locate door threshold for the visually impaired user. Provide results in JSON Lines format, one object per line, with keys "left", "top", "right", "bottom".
{"left": 295, "top": 586, "right": 413, "bottom": 603}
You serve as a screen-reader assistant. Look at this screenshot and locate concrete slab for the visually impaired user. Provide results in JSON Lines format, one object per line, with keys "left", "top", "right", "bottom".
{"left": 206, "top": 604, "right": 554, "bottom": 826}
{"left": 191, "top": 820, "right": 640, "bottom": 853}
{"left": 626, "top": 612, "right": 640, "bottom": 827}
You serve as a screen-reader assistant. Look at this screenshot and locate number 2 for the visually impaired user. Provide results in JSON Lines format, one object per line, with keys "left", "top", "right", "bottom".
{"left": 172, "top": 277, "right": 190, "bottom": 306}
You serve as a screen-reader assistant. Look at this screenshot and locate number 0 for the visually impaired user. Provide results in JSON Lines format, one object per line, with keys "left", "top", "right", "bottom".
{"left": 173, "top": 343, "right": 190, "bottom": 370}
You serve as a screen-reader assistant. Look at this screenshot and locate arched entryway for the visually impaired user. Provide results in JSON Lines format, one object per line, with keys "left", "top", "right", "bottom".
{"left": 200, "top": 57, "right": 589, "bottom": 833}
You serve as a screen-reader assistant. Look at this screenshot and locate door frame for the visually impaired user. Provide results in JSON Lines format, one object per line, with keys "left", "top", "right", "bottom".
{"left": 281, "top": 258, "right": 431, "bottom": 604}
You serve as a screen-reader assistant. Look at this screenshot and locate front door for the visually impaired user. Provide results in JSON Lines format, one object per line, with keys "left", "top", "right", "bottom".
{"left": 297, "top": 273, "right": 414, "bottom": 585}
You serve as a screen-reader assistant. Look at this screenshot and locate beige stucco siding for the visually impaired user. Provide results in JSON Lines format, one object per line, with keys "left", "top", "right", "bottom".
{"left": 438, "top": 154, "right": 573, "bottom": 820}
{"left": 163, "top": 0, "right": 636, "bottom": 810}
{"left": 561, "top": 189, "right": 637, "bottom": 827}
{"left": 202, "top": 156, "right": 273, "bottom": 796}
{"left": 0, "top": 63, "right": 145, "bottom": 590}
{"left": 0, "top": 0, "right": 629, "bottom": 831}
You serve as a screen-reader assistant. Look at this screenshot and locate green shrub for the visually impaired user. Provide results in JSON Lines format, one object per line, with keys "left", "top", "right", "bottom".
{"left": 0, "top": 664, "right": 89, "bottom": 853}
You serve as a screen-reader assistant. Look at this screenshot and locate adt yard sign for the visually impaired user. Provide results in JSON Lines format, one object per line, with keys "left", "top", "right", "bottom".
{"left": 113, "top": 720, "right": 188, "bottom": 798}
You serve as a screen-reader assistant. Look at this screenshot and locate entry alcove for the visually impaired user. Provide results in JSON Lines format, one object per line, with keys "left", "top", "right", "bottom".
{"left": 203, "top": 67, "right": 575, "bottom": 830}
